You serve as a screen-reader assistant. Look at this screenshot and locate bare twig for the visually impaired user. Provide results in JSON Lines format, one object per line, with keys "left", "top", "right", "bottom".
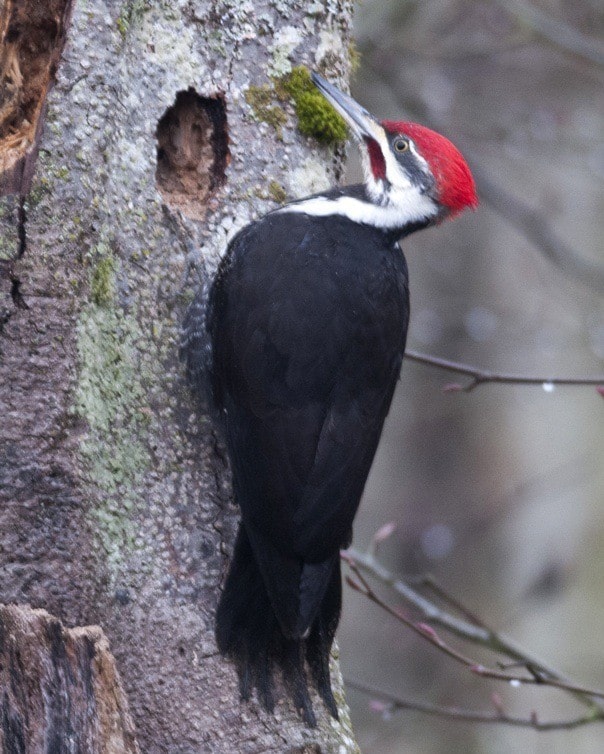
{"left": 342, "top": 548, "right": 604, "bottom": 711}
{"left": 345, "top": 677, "right": 604, "bottom": 731}
{"left": 403, "top": 349, "right": 604, "bottom": 393}
{"left": 409, "top": 573, "right": 484, "bottom": 626}
{"left": 343, "top": 561, "right": 483, "bottom": 668}
{"left": 470, "top": 664, "right": 604, "bottom": 699}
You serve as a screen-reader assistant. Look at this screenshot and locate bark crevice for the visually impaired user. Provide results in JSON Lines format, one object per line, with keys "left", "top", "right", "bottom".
{"left": 0, "top": 0, "right": 73, "bottom": 195}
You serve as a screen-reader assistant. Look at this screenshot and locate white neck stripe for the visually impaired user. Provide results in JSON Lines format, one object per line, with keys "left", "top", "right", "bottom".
{"left": 277, "top": 193, "right": 438, "bottom": 230}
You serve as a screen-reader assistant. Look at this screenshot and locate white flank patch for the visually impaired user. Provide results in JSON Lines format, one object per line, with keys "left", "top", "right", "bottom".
{"left": 277, "top": 189, "right": 438, "bottom": 230}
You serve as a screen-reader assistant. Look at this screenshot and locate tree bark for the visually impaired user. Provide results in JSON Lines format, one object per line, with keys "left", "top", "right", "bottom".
{"left": 0, "top": 1, "right": 359, "bottom": 751}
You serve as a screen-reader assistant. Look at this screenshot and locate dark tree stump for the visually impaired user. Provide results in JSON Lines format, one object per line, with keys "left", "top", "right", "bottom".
{"left": 0, "top": 604, "right": 139, "bottom": 754}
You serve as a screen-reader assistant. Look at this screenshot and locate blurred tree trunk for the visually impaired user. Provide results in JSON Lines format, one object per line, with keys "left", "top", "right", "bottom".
{"left": 0, "top": 0, "right": 359, "bottom": 751}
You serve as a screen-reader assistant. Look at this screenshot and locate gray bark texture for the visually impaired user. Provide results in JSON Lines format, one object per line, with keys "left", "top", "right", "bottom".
{"left": 0, "top": 0, "right": 360, "bottom": 751}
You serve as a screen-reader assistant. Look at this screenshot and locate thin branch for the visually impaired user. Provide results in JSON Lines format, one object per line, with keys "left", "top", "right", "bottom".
{"left": 470, "top": 664, "right": 604, "bottom": 699}
{"left": 409, "top": 573, "right": 484, "bottom": 626}
{"left": 404, "top": 349, "right": 604, "bottom": 393}
{"left": 342, "top": 549, "right": 489, "bottom": 669}
{"left": 342, "top": 548, "right": 604, "bottom": 711}
{"left": 345, "top": 677, "right": 604, "bottom": 731}
{"left": 342, "top": 548, "right": 526, "bottom": 652}
{"left": 344, "top": 565, "right": 485, "bottom": 669}
{"left": 355, "top": 579, "right": 488, "bottom": 665}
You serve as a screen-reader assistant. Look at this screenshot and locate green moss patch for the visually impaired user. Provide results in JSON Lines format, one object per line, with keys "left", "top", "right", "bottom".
{"left": 279, "top": 66, "right": 348, "bottom": 145}
{"left": 244, "top": 67, "right": 348, "bottom": 146}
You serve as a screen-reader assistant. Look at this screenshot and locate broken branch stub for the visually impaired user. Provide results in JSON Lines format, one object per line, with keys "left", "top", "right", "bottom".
{"left": 0, "top": 604, "right": 140, "bottom": 753}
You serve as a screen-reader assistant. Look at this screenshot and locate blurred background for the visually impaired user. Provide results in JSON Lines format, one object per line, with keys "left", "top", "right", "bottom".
{"left": 338, "top": 1, "right": 604, "bottom": 752}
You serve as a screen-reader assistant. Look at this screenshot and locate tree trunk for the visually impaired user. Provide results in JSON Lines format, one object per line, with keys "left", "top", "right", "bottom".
{"left": 0, "top": 1, "right": 359, "bottom": 751}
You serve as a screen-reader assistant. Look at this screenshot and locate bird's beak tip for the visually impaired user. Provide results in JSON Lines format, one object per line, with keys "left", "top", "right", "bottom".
{"left": 311, "top": 72, "right": 380, "bottom": 143}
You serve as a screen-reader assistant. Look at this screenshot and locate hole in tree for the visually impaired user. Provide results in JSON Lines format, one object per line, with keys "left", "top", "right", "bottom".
{"left": 0, "top": 0, "right": 73, "bottom": 195}
{"left": 155, "top": 88, "right": 229, "bottom": 220}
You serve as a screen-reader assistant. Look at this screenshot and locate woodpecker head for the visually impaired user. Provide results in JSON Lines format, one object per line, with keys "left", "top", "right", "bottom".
{"left": 312, "top": 72, "right": 478, "bottom": 229}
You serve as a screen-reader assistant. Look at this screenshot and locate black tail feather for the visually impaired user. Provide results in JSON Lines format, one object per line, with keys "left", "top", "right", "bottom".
{"left": 215, "top": 524, "right": 342, "bottom": 725}
{"left": 216, "top": 525, "right": 278, "bottom": 711}
{"left": 306, "top": 558, "right": 342, "bottom": 719}
{"left": 280, "top": 638, "right": 316, "bottom": 727}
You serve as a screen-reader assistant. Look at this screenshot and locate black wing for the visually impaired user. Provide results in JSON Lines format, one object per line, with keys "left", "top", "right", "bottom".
{"left": 208, "top": 212, "right": 409, "bottom": 633}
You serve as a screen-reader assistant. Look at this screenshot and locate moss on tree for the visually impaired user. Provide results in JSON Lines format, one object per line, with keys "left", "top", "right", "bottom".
{"left": 279, "top": 66, "right": 348, "bottom": 145}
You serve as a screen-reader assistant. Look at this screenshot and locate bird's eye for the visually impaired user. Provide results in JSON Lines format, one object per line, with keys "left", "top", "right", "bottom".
{"left": 394, "top": 138, "right": 409, "bottom": 153}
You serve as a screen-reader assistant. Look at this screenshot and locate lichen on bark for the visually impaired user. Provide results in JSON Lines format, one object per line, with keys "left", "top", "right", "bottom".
{"left": 74, "top": 299, "right": 152, "bottom": 572}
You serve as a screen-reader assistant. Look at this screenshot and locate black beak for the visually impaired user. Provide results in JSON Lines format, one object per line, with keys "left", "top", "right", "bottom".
{"left": 311, "top": 72, "right": 385, "bottom": 143}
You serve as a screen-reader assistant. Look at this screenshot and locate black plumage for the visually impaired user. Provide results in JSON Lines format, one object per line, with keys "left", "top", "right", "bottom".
{"left": 184, "top": 199, "right": 409, "bottom": 723}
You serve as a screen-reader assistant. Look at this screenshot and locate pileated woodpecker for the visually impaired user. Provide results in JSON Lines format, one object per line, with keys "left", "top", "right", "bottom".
{"left": 182, "top": 72, "right": 477, "bottom": 724}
